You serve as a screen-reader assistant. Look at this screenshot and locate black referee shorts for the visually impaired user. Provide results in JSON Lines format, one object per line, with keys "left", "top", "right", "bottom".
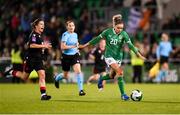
{"left": 61, "top": 53, "right": 80, "bottom": 71}
{"left": 160, "top": 56, "right": 169, "bottom": 64}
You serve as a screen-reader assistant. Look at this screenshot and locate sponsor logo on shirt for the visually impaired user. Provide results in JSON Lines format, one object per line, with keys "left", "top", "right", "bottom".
{"left": 32, "top": 36, "right": 36, "bottom": 42}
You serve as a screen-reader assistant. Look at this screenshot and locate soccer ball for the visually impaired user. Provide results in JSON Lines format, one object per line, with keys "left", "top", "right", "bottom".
{"left": 130, "top": 89, "right": 143, "bottom": 101}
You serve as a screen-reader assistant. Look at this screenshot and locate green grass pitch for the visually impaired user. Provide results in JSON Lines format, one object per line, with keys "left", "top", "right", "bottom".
{"left": 0, "top": 83, "right": 180, "bottom": 114}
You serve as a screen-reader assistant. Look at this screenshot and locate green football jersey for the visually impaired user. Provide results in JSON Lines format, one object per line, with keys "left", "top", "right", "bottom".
{"left": 89, "top": 28, "right": 138, "bottom": 61}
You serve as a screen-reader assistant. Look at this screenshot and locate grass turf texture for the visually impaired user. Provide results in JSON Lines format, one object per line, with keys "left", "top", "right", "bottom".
{"left": 0, "top": 83, "right": 180, "bottom": 114}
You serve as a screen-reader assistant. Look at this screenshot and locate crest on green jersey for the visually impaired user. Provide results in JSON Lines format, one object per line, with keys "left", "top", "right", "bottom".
{"left": 119, "top": 35, "right": 123, "bottom": 40}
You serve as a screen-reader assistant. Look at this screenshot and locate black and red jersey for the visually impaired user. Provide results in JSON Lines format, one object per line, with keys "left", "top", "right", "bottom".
{"left": 26, "top": 32, "right": 44, "bottom": 61}
{"left": 90, "top": 47, "right": 106, "bottom": 69}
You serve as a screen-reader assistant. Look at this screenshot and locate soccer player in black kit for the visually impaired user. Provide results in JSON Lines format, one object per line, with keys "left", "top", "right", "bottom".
{"left": 11, "top": 18, "right": 52, "bottom": 100}
{"left": 87, "top": 39, "right": 107, "bottom": 88}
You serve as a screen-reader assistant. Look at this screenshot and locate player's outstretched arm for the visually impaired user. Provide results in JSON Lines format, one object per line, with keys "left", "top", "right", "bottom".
{"left": 80, "top": 34, "right": 103, "bottom": 49}
{"left": 78, "top": 43, "right": 90, "bottom": 49}
{"left": 136, "top": 51, "right": 147, "bottom": 60}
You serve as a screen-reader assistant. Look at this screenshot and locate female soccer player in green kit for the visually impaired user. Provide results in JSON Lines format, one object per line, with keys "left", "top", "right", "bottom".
{"left": 79, "top": 14, "right": 146, "bottom": 100}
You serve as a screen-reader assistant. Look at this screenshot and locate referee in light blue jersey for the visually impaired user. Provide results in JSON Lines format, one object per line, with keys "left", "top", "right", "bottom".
{"left": 156, "top": 33, "right": 172, "bottom": 64}
{"left": 155, "top": 33, "right": 173, "bottom": 82}
{"left": 54, "top": 20, "right": 86, "bottom": 96}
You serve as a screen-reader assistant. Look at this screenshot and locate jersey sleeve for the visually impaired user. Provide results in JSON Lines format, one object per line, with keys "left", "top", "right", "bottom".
{"left": 29, "top": 34, "right": 37, "bottom": 44}
{"left": 123, "top": 31, "right": 138, "bottom": 54}
{"left": 89, "top": 29, "right": 107, "bottom": 45}
{"left": 61, "top": 33, "right": 68, "bottom": 43}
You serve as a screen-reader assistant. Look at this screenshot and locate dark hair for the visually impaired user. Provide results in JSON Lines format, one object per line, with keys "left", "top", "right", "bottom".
{"left": 66, "top": 20, "right": 75, "bottom": 26}
{"left": 162, "top": 32, "right": 169, "bottom": 36}
{"left": 31, "top": 18, "right": 44, "bottom": 30}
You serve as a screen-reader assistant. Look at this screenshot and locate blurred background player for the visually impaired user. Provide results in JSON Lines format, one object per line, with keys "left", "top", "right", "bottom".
{"left": 86, "top": 39, "right": 107, "bottom": 87}
{"left": 11, "top": 44, "right": 24, "bottom": 83}
{"left": 11, "top": 18, "right": 52, "bottom": 100}
{"left": 54, "top": 20, "right": 86, "bottom": 96}
{"left": 3, "top": 40, "right": 25, "bottom": 83}
{"left": 130, "top": 41, "right": 145, "bottom": 83}
{"left": 79, "top": 14, "right": 146, "bottom": 100}
{"left": 155, "top": 33, "right": 173, "bottom": 82}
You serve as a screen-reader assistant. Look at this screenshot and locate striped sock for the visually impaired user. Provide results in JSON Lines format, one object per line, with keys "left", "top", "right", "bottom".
{"left": 40, "top": 86, "right": 46, "bottom": 96}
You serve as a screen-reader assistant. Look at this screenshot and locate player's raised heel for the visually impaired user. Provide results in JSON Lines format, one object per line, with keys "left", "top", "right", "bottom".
{"left": 121, "top": 94, "right": 129, "bottom": 101}
{"left": 79, "top": 90, "right": 86, "bottom": 96}
{"left": 41, "top": 94, "right": 51, "bottom": 100}
{"left": 54, "top": 75, "right": 59, "bottom": 89}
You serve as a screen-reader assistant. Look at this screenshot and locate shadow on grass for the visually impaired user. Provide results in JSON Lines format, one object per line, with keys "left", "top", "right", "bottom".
{"left": 53, "top": 100, "right": 180, "bottom": 104}
{"left": 141, "top": 100, "right": 180, "bottom": 104}
{"left": 51, "top": 99, "right": 113, "bottom": 103}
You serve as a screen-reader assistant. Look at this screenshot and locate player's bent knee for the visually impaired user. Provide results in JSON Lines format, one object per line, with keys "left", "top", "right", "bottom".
{"left": 117, "top": 69, "right": 123, "bottom": 76}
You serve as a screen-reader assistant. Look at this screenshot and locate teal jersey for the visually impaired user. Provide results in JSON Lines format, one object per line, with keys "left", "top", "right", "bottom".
{"left": 89, "top": 28, "right": 138, "bottom": 61}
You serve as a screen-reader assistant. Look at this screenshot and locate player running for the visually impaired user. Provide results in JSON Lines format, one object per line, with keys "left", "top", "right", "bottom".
{"left": 79, "top": 14, "right": 146, "bottom": 100}
{"left": 11, "top": 18, "right": 52, "bottom": 100}
{"left": 87, "top": 39, "right": 107, "bottom": 88}
{"left": 54, "top": 20, "right": 86, "bottom": 96}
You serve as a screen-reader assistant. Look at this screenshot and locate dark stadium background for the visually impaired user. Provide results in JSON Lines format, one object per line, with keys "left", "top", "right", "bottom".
{"left": 0, "top": 0, "right": 179, "bottom": 83}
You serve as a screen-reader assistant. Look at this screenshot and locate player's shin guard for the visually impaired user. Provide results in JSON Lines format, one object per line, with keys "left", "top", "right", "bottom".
{"left": 76, "top": 73, "right": 83, "bottom": 91}
{"left": 118, "top": 77, "right": 125, "bottom": 95}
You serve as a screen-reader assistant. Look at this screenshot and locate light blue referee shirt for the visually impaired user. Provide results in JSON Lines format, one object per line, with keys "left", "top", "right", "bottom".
{"left": 61, "top": 31, "right": 79, "bottom": 55}
{"left": 156, "top": 41, "right": 172, "bottom": 59}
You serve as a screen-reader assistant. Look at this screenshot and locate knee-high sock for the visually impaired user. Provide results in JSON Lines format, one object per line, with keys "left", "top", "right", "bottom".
{"left": 55, "top": 73, "right": 64, "bottom": 81}
{"left": 118, "top": 77, "right": 125, "bottom": 95}
{"left": 101, "top": 74, "right": 111, "bottom": 80}
{"left": 155, "top": 70, "right": 168, "bottom": 82}
{"left": 76, "top": 73, "right": 83, "bottom": 91}
{"left": 40, "top": 86, "right": 46, "bottom": 96}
